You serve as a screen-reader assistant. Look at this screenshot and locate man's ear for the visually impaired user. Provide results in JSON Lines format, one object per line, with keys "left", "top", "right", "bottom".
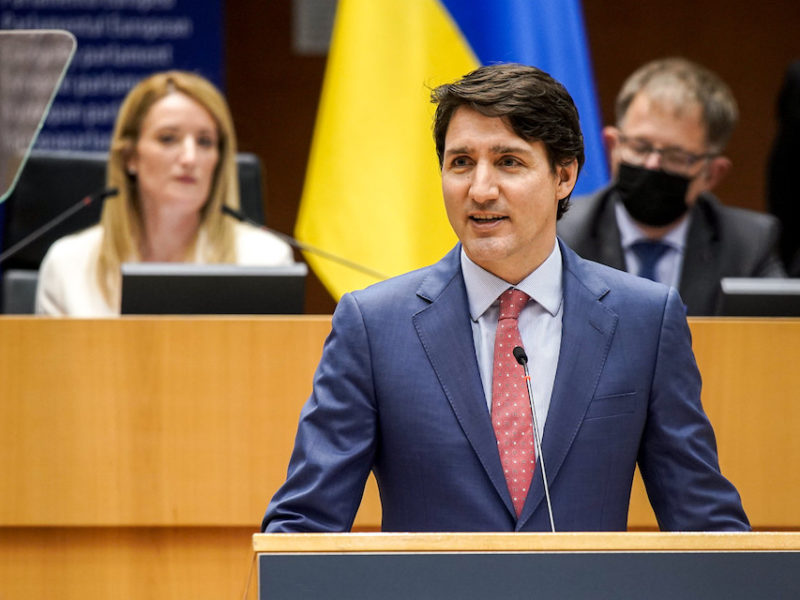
{"left": 602, "top": 126, "right": 620, "bottom": 156}
{"left": 602, "top": 126, "right": 619, "bottom": 148}
{"left": 703, "top": 155, "right": 732, "bottom": 190}
{"left": 556, "top": 159, "right": 579, "bottom": 200}
{"left": 602, "top": 126, "right": 622, "bottom": 176}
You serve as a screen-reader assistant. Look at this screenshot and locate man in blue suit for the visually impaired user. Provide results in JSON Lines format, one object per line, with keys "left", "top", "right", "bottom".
{"left": 263, "top": 63, "right": 749, "bottom": 532}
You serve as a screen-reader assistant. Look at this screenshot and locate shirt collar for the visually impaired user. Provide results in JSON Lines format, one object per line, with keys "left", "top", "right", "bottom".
{"left": 614, "top": 198, "right": 690, "bottom": 251}
{"left": 461, "top": 241, "right": 563, "bottom": 321}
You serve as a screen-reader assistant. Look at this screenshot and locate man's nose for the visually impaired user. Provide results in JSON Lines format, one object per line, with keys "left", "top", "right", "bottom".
{"left": 470, "top": 163, "right": 499, "bottom": 202}
{"left": 642, "top": 149, "right": 663, "bottom": 170}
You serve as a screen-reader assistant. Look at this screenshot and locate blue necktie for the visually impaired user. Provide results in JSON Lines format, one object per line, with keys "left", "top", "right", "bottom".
{"left": 630, "top": 240, "right": 670, "bottom": 282}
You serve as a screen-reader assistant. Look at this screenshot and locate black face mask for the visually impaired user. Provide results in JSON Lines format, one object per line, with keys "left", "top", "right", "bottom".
{"left": 615, "top": 163, "right": 691, "bottom": 227}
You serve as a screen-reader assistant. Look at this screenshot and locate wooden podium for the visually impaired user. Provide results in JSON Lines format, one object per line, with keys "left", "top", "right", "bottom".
{"left": 1, "top": 316, "right": 800, "bottom": 599}
{"left": 253, "top": 532, "right": 800, "bottom": 599}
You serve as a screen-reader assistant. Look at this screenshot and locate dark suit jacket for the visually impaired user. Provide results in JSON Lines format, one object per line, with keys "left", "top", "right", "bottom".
{"left": 767, "top": 59, "right": 800, "bottom": 271}
{"left": 557, "top": 188, "right": 785, "bottom": 315}
{"left": 263, "top": 242, "right": 749, "bottom": 532}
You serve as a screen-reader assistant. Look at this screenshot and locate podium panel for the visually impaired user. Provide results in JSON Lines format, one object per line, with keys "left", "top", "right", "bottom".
{"left": 255, "top": 533, "right": 800, "bottom": 600}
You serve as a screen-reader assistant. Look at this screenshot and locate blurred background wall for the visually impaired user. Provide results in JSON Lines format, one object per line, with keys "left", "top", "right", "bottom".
{"left": 225, "top": 1, "right": 800, "bottom": 312}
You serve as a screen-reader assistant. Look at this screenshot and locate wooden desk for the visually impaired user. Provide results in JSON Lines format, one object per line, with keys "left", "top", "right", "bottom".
{"left": 629, "top": 318, "right": 800, "bottom": 529}
{"left": 0, "top": 316, "right": 332, "bottom": 527}
{"left": 1, "top": 317, "right": 799, "bottom": 599}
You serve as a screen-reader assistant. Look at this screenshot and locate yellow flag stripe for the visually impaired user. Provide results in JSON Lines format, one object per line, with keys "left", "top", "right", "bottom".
{"left": 295, "top": 0, "right": 478, "bottom": 299}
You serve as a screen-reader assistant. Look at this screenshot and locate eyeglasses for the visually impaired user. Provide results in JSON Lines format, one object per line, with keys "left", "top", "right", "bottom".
{"left": 617, "top": 133, "right": 716, "bottom": 175}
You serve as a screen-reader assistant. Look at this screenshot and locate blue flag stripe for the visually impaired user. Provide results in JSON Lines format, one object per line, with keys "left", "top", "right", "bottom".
{"left": 440, "top": 0, "right": 608, "bottom": 196}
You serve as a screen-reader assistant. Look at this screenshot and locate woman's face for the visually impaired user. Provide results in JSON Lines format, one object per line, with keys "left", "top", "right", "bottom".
{"left": 127, "top": 91, "right": 220, "bottom": 215}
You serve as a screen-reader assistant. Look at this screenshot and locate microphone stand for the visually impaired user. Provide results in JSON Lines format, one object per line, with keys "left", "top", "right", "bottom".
{"left": 514, "top": 346, "right": 556, "bottom": 532}
{"left": 221, "top": 205, "right": 387, "bottom": 281}
{"left": 0, "top": 188, "right": 118, "bottom": 266}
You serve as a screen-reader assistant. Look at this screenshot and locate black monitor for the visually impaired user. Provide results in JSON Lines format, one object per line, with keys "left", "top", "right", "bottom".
{"left": 120, "top": 263, "right": 307, "bottom": 315}
{"left": 719, "top": 277, "right": 800, "bottom": 317}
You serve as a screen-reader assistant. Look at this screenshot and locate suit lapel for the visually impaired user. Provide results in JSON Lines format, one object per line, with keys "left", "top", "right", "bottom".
{"left": 413, "top": 247, "right": 516, "bottom": 515}
{"left": 591, "top": 189, "right": 627, "bottom": 271}
{"left": 679, "top": 196, "right": 721, "bottom": 315}
{"left": 518, "top": 242, "right": 619, "bottom": 528}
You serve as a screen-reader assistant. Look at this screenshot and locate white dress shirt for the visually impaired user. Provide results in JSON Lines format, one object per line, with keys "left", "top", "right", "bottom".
{"left": 35, "top": 222, "right": 295, "bottom": 316}
{"left": 460, "top": 242, "right": 563, "bottom": 431}
{"left": 615, "top": 200, "right": 690, "bottom": 287}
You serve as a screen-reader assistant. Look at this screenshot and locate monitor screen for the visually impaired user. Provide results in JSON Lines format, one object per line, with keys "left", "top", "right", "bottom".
{"left": 719, "top": 277, "right": 800, "bottom": 317}
{"left": 120, "top": 263, "right": 307, "bottom": 315}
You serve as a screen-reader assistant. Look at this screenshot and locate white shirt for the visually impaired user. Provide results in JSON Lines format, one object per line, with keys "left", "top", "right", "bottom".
{"left": 615, "top": 200, "right": 690, "bottom": 288}
{"left": 460, "top": 242, "right": 563, "bottom": 431}
{"left": 35, "top": 222, "right": 295, "bottom": 316}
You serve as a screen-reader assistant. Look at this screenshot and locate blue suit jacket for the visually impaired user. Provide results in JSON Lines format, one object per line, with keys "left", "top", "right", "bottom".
{"left": 263, "top": 241, "right": 749, "bottom": 532}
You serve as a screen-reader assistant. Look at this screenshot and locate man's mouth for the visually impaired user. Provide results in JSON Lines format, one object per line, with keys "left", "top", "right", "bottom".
{"left": 470, "top": 215, "right": 507, "bottom": 223}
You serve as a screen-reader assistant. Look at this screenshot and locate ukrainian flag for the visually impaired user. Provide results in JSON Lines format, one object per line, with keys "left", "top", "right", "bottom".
{"left": 296, "top": 0, "right": 607, "bottom": 300}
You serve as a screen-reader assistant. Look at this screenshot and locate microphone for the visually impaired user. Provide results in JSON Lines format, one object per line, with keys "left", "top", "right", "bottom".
{"left": 221, "top": 205, "right": 387, "bottom": 280}
{"left": 0, "top": 187, "right": 118, "bottom": 266}
{"left": 513, "top": 345, "right": 556, "bottom": 532}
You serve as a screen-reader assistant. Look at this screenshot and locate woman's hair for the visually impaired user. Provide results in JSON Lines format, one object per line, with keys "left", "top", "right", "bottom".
{"left": 97, "top": 70, "right": 240, "bottom": 306}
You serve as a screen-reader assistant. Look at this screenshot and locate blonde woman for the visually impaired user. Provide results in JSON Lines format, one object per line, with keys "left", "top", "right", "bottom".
{"left": 36, "top": 71, "right": 293, "bottom": 315}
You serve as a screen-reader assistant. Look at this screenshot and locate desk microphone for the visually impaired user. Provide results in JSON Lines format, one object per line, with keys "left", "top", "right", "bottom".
{"left": 221, "top": 205, "right": 387, "bottom": 281}
{"left": 0, "top": 187, "right": 119, "bottom": 266}
{"left": 513, "top": 345, "right": 556, "bottom": 532}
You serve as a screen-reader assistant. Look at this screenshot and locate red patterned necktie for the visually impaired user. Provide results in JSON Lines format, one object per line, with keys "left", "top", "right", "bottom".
{"left": 491, "top": 288, "right": 535, "bottom": 516}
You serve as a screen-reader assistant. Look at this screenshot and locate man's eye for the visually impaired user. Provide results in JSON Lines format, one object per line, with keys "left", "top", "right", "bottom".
{"left": 499, "top": 156, "right": 521, "bottom": 167}
{"left": 629, "top": 140, "right": 653, "bottom": 154}
{"left": 663, "top": 149, "right": 693, "bottom": 164}
{"left": 450, "top": 156, "right": 471, "bottom": 168}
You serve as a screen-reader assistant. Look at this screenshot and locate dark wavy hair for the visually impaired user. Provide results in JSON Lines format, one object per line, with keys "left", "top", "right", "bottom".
{"left": 432, "top": 63, "right": 585, "bottom": 218}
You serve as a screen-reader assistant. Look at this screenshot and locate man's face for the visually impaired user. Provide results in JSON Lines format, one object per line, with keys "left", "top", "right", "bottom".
{"left": 441, "top": 107, "right": 577, "bottom": 284}
{"left": 605, "top": 92, "right": 725, "bottom": 208}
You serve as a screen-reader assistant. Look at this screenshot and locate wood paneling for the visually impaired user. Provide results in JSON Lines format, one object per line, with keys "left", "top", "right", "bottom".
{"left": 0, "top": 527, "right": 259, "bottom": 600}
{"left": 0, "top": 317, "right": 335, "bottom": 526}
{"left": 2, "top": 317, "right": 797, "bottom": 531}
{"left": 629, "top": 319, "right": 800, "bottom": 529}
{"left": 2, "top": 317, "right": 799, "bottom": 599}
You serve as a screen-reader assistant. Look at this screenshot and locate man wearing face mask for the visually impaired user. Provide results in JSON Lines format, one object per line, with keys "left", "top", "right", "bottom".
{"left": 558, "top": 57, "right": 785, "bottom": 316}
